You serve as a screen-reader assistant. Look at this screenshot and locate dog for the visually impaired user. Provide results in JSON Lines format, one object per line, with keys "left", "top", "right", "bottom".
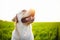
{"left": 11, "top": 9, "right": 35, "bottom": 40}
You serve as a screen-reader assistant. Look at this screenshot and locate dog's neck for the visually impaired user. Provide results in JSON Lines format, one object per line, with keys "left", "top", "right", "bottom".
{"left": 15, "top": 22, "right": 32, "bottom": 35}
{"left": 15, "top": 22, "right": 32, "bottom": 30}
{"left": 17, "top": 22, "right": 30, "bottom": 26}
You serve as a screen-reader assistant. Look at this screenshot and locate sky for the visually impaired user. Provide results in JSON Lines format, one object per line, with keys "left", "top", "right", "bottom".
{"left": 0, "top": 0, "right": 60, "bottom": 22}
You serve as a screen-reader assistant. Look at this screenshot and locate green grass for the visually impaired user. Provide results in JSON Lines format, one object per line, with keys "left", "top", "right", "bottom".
{"left": 0, "top": 20, "right": 60, "bottom": 40}
{"left": 0, "top": 20, "right": 14, "bottom": 40}
{"left": 32, "top": 22, "right": 59, "bottom": 40}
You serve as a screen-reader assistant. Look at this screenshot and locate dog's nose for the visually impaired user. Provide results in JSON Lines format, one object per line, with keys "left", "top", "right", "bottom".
{"left": 28, "top": 9, "right": 35, "bottom": 17}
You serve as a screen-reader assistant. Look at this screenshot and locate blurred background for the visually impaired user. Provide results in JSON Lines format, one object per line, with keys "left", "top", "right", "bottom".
{"left": 0, "top": 0, "right": 60, "bottom": 22}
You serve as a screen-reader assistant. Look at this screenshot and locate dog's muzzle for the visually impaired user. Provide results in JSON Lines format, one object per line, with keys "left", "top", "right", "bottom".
{"left": 21, "top": 16, "right": 34, "bottom": 23}
{"left": 21, "top": 9, "right": 35, "bottom": 23}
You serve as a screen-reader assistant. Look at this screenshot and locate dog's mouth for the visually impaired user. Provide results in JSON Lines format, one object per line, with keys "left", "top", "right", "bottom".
{"left": 21, "top": 9, "right": 35, "bottom": 24}
{"left": 21, "top": 16, "right": 34, "bottom": 23}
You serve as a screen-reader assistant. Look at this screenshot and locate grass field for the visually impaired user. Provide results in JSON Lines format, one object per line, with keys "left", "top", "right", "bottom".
{"left": 0, "top": 20, "right": 60, "bottom": 40}
{"left": 32, "top": 22, "right": 60, "bottom": 40}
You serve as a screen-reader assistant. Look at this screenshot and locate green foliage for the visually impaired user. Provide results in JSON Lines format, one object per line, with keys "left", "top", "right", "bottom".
{"left": 0, "top": 20, "right": 60, "bottom": 40}
{"left": 0, "top": 20, "right": 14, "bottom": 40}
{"left": 32, "top": 22, "right": 60, "bottom": 40}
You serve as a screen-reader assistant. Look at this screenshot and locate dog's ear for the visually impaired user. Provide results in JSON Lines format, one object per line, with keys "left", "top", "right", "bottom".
{"left": 12, "top": 15, "right": 18, "bottom": 23}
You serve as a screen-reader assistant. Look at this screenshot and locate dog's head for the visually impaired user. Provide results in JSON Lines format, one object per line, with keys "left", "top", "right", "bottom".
{"left": 12, "top": 9, "right": 35, "bottom": 25}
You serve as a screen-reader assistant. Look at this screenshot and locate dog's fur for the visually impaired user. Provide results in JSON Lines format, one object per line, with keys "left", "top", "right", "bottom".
{"left": 11, "top": 9, "right": 35, "bottom": 40}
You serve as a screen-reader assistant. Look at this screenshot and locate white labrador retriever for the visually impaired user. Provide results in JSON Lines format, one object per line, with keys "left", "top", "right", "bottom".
{"left": 11, "top": 9, "right": 35, "bottom": 40}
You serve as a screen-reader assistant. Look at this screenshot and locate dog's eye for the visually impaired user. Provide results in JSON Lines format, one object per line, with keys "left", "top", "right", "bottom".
{"left": 22, "top": 10, "right": 27, "bottom": 12}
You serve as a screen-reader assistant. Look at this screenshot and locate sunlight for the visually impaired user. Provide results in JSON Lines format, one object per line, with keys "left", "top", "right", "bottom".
{"left": 0, "top": 0, "right": 60, "bottom": 22}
